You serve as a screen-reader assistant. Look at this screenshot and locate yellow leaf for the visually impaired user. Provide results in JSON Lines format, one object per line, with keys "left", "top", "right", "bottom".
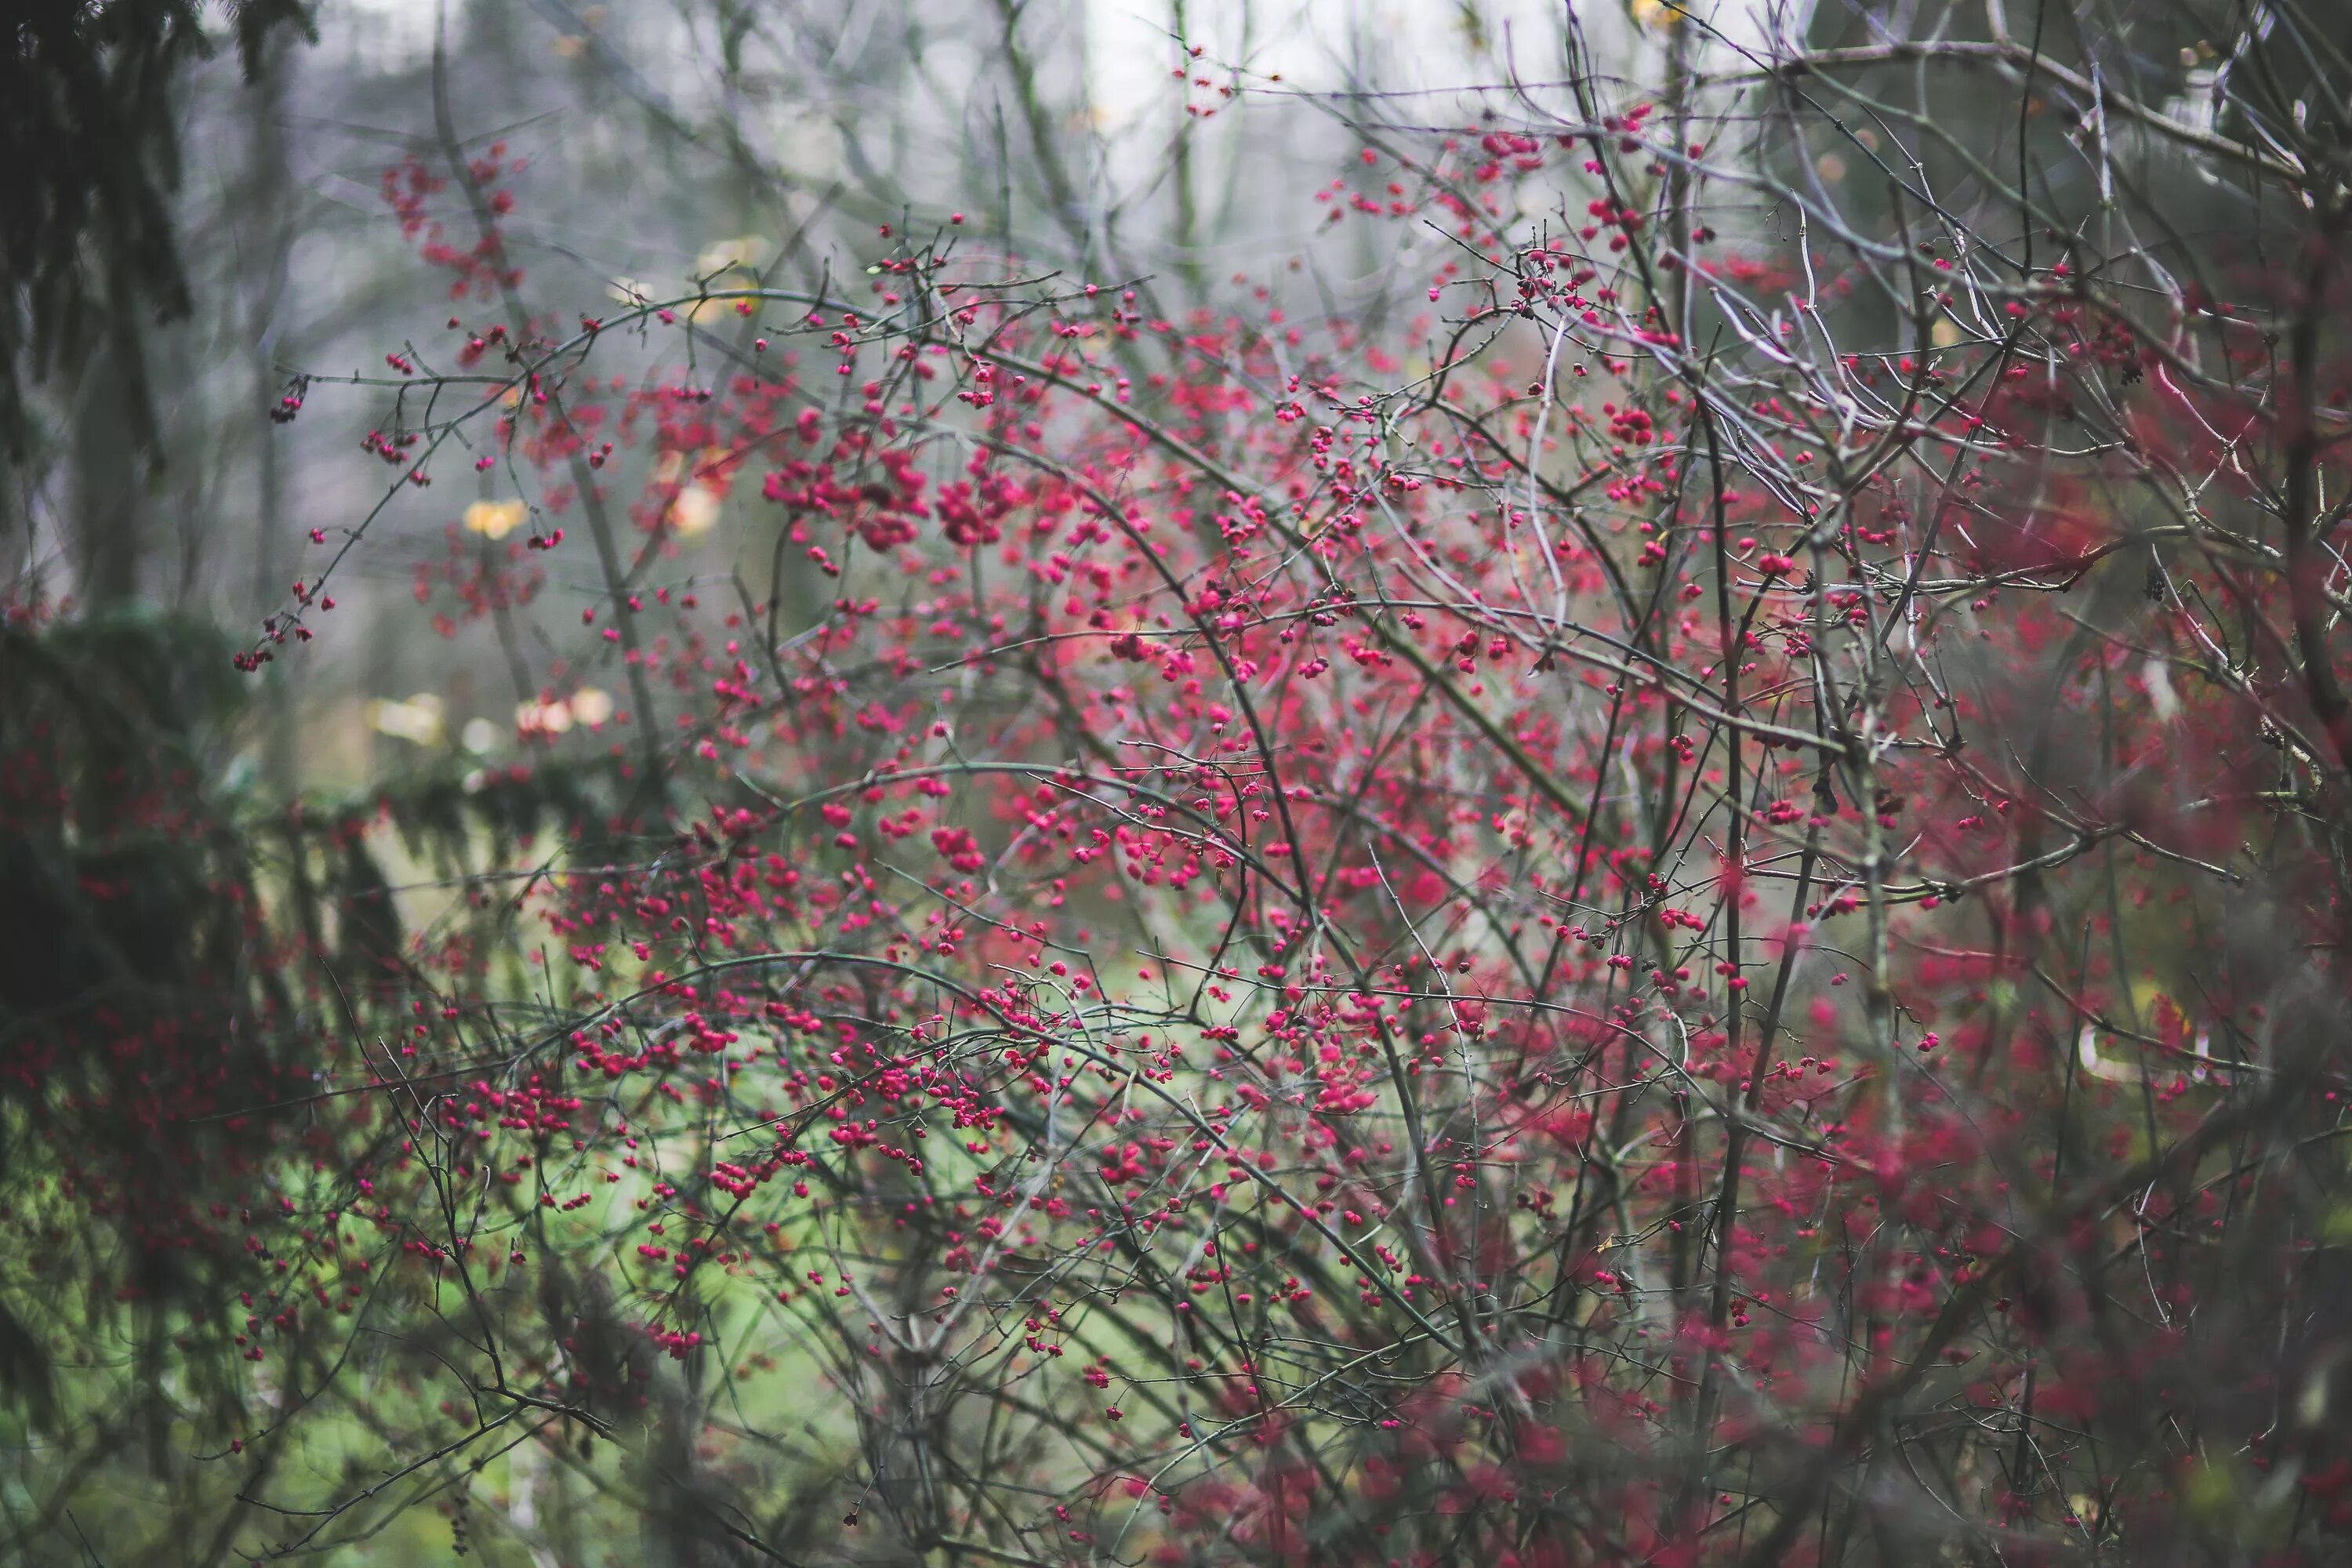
{"left": 570, "top": 687, "right": 614, "bottom": 727}
{"left": 516, "top": 699, "right": 572, "bottom": 736}
{"left": 463, "top": 499, "right": 527, "bottom": 540}
{"left": 671, "top": 484, "right": 721, "bottom": 537}
{"left": 368, "top": 693, "right": 445, "bottom": 746}
{"left": 694, "top": 236, "right": 771, "bottom": 279}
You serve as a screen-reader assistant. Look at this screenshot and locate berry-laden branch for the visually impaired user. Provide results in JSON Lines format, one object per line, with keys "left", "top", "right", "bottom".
{"left": 12, "top": 2, "right": 2352, "bottom": 1563}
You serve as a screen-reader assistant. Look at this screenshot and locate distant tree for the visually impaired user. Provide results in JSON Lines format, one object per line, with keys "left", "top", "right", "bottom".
{"left": 11, "top": 2, "right": 2352, "bottom": 1563}
{"left": 0, "top": 0, "right": 313, "bottom": 462}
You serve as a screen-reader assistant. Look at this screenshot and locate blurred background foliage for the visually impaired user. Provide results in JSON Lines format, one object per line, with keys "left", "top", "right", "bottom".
{"left": 3, "top": 0, "right": 2329, "bottom": 1562}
